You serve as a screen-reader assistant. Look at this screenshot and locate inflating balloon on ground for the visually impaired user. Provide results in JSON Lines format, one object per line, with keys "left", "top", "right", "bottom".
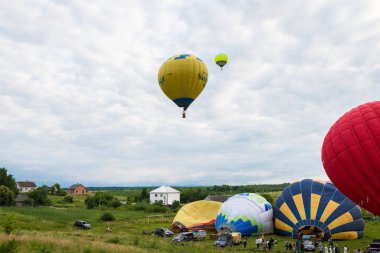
{"left": 274, "top": 179, "right": 364, "bottom": 240}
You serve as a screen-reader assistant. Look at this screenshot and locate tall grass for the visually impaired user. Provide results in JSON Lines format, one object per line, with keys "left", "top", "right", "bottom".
{"left": 1, "top": 196, "right": 379, "bottom": 253}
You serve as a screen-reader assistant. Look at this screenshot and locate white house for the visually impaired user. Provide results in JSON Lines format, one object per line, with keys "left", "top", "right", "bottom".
{"left": 150, "top": 185, "right": 180, "bottom": 205}
{"left": 16, "top": 181, "right": 37, "bottom": 193}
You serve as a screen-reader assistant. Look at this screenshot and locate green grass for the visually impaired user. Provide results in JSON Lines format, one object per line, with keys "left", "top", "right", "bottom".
{"left": 0, "top": 195, "right": 379, "bottom": 253}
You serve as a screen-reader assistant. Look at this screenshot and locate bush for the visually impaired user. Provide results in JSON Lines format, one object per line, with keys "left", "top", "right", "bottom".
{"left": 100, "top": 212, "right": 115, "bottom": 221}
{"left": 85, "top": 192, "right": 115, "bottom": 209}
{"left": 171, "top": 200, "right": 180, "bottom": 211}
{"left": 28, "top": 187, "right": 51, "bottom": 206}
{"left": 109, "top": 200, "right": 121, "bottom": 208}
{"left": 0, "top": 185, "right": 15, "bottom": 206}
{"left": 106, "top": 237, "right": 120, "bottom": 244}
{"left": 63, "top": 195, "right": 73, "bottom": 203}
{"left": 0, "top": 239, "right": 18, "bottom": 253}
{"left": 1, "top": 213, "right": 16, "bottom": 234}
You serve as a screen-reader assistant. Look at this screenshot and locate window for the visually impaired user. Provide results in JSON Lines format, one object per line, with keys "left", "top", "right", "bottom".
{"left": 155, "top": 194, "right": 157, "bottom": 197}
{"left": 160, "top": 194, "right": 163, "bottom": 197}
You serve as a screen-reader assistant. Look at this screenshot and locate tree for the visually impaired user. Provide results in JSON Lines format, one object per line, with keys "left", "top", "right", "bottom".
{"left": 28, "top": 187, "right": 51, "bottom": 206}
{"left": 0, "top": 168, "right": 18, "bottom": 195}
{"left": 138, "top": 188, "right": 149, "bottom": 202}
{"left": 259, "top": 193, "right": 274, "bottom": 206}
{"left": 0, "top": 186, "right": 15, "bottom": 206}
{"left": 85, "top": 192, "right": 116, "bottom": 209}
{"left": 171, "top": 200, "right": 180, "bottom": 211}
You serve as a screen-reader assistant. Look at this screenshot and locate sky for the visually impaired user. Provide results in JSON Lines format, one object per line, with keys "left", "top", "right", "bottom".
{"left": 1, "top": 1, "right": 380, "bottom": 187}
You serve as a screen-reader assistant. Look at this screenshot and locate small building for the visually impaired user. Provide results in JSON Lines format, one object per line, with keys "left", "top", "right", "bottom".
{"left": 16, "top": 181, "right": 37, "bottom": 193}
{"left": 15, "top": 194, "right": 29, "bottom": 206}
{"left": 150, "top": 185, "right": 180, "bottom": 205}
{"left": 67, "top": 184, "right": 87, "bottom": 195}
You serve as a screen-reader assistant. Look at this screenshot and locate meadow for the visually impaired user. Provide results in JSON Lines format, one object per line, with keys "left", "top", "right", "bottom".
{"left": 0, "top": 194, "right": 379, "bottom": 253}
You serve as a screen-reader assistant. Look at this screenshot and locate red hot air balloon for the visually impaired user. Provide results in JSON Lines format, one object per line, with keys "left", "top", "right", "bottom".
{"left": 322, "top": 101, "right": 380, "bottom": 216}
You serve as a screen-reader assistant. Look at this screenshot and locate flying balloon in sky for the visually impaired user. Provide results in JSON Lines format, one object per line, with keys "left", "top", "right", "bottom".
{"left": 322, "top": 101, "right": 380, "bottom": 216}
{"left": 157, "top": 54, "right": 208, "bottom": 118}
{"left": 214, "top": 53, "right": 228, "bottom": 70}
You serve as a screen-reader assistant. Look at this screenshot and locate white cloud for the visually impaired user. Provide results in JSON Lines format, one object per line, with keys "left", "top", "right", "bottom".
{"left": 1, "top": 0, "right": 380, "bottom": 187}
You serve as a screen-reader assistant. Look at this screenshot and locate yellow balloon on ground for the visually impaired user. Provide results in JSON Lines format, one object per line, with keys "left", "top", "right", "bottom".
{"left": 172, "top": 200, "right": 222, "bottom": 232}
{"left": 157, "top": 54, "right": 208, "bottom": 118}
{"left": 214, "top": 53, "right": 228, "bottom": 69}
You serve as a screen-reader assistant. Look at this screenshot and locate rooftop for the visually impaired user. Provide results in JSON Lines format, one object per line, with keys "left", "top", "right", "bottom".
{"left": 150, "top": 185, "right": 180, "bottom": 193}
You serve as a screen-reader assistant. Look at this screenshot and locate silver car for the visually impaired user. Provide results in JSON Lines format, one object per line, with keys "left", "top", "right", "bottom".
{"left": 303, "top": 240, "right": 315, "bottom": 251}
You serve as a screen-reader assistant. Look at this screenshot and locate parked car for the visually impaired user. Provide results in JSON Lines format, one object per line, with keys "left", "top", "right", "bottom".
{"left": 173, "top": 232, "right": 195, "bottom": 242}
{"left": 74, "top": 220, "right": 91, "bottom": 229}
{"left": 193, "top": 230, "right": 207, "bottom": 241}
{"left": 231, "top": 232, "right": 242, "bottom": 245}
{"left": 303, "top": 240, "right": 316, "bottom": 251}
{"left": 142, "top": 230, "right": 154, "bottom": 235}
{"left": 214, "top": 233, "right": 233, "bottom": 247}
{"left": 369, "top": 239, "right": 380, "bottom": 253}
{"left": 154, "top": 227, "right": 174, "bottom": 237}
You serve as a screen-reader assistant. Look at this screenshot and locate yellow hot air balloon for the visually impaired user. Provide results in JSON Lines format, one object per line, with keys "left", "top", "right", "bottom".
{"left": 158, "top": 54, "right": 208, "bottom": 118}
{"left": 214, "top": 53, "right": 228, "bottom": 69}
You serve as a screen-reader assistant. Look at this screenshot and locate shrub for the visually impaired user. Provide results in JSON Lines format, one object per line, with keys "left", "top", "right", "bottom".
{"left": 1, "top": 213, "right": 16, "bottom": 234}
{"left": 28, "top": 187, "right": 51, "bottom": 206}
{"left": 85, "top": 192, "right": 115, "bottom": 209}
{"left": 0, "top": 185, "right": 15, "bottom": 206}
{"left": 106, "top": 237, "right": 120, "bottom": 244}
{"left": 0, "top": 239, "right": 18, "bottom": 253}
{"left": 109, "top": 200, "right": 121, "bottom": 208}
{"left": 63, "top": 195, "right": 73, "bottom": 203}
{"left": 100, "top": 212, "right": 115, "bottom": 221}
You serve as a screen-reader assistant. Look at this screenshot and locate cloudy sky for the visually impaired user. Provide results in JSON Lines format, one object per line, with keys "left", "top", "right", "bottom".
{"left": 1, "top": 1, "right": 380, "bottom": 187}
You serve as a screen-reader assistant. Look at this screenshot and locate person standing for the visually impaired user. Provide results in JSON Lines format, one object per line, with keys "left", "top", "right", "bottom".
{"left": 296, "top": 239, "right": 300, "bottom": 253}
{"left": 328, "top": 238, "right": 333, "bottom": 248}
{"left": 335, "top": 244, "right": 340, "bottom": 253}
{"left": 344, "top": 245, "right": 348, "bottom": 253}
{"left": 243, "top": 237, "right": 247, "bottom": 250}
{"left": 285, "top": 241, "right": 289, "bottom": 251}
{"left": 300, "top": 240, "right": 304, "bottom": 253}
{"left": 256, "top": 236, "right": 262, "bottom": 250}
{"left": 319, "top": 243, "right": 324, "bottom": 253}
{"left": 325, "top": 245, "right": 329, "bottom": 253}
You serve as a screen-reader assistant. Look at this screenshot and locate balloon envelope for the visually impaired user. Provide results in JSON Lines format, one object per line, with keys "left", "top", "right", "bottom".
{"left": 172, "top": 200, "right": 222, "bottom": 232}
{"left": 274, "top": 179, "right": 364, "bottom": 240}
{"left": 215, "top": 193, "right": 273, "bottom": 237}
{"left": 322, "top": 101, "right": 380, "bottom": 216}
{"left": 214, "top": 53, "right": 228, "bottom": 68}
{"left": 157, "top": 54, "right": 208, "bottom": 112}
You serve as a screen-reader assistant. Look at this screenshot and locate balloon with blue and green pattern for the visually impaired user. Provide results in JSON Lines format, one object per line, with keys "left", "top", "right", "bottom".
{"left": 215, "top": 193, "right": 274, "bottom": 237}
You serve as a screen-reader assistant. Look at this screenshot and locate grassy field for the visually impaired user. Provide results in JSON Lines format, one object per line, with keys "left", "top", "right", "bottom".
{"left": 0, "top": 195, "right": 379, "bottom": 253}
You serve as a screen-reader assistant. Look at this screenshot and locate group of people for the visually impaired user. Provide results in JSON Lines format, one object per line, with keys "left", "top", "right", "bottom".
{"left": 239, "top": 232, "right": 372, "bottom": 253}
{"left": 253, "top": 236, "right": 278, "bottom": 252}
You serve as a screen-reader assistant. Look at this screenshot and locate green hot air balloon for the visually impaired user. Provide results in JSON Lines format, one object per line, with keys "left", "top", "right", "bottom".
{"left": 214, "top": 53, "right": 228, "bottom": 69}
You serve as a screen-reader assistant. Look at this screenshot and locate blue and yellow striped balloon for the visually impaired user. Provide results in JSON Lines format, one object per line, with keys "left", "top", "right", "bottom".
{"left": 158, "top": 54, "right": 208, "bottom": 117}
{"left": 274, "top": 179, "right": 364, "bottom": 240}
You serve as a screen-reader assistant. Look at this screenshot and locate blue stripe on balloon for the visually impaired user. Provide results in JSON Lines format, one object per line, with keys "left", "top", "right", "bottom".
{"left": 283, "top": 186, "right": 302, "bottom": 222}
{"left": 330, "top": 219, "right": 364, "bottom": 234}
{"left": 315, "top": 184, "right": 335, "bottom": 220}
{"left": 311, "top": 181, "right": 324, "bottom": 195}
{"left": 301, "top": 179, "right": 313, "bottom": 220}
{"left": 324, "top": 198, "right": 356, "bottom": 225}
{"left": 274, "top": 206, "right": 295, "bottom": 228}
{"left": 172, "top": 97, "right": 194, "bottom": 108}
